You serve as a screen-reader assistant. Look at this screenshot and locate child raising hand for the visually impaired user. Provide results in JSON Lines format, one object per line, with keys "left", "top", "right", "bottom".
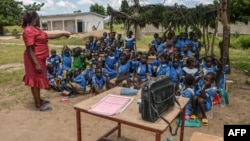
{"left": 190, "top": 72, "right": 217, "bottom": 125}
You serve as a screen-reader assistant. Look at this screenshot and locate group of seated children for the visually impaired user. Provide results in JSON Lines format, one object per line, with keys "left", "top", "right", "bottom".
{"left": 45, "top": 30, "right": 229, "bottom": 125}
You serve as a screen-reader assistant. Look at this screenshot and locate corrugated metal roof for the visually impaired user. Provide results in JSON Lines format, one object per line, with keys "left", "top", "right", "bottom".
{"left": 40, "top": 12, "right": 105, "bottom": 18}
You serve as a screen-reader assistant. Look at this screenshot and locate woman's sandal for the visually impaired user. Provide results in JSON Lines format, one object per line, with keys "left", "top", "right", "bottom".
{"left": 41, "top": 99, "right": 50, "bottom": 106}
{"left": 36, "top": 106, "right": 52, "bottom": 112}
{"left": 202, "top": 118, "right": 209, "bottom": 125}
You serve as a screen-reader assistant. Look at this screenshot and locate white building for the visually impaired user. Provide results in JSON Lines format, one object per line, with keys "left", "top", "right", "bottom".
{"left": 40, "top": 12, "right": 105, "bottom": 33}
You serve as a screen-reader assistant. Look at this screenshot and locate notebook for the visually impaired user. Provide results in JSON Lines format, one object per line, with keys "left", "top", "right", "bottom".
{"left": 89, "top": 94, "right": 133, "bottom": 116}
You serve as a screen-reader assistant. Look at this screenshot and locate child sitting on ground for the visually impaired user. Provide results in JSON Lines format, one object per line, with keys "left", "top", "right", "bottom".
{"left": 136, "top": 54, "right": 152, "bottom": 82}
{"left": 47, "top": 49, "right": 61, "bottom": 73}
{"left": 104, "top": 47, "right": 118, "bottom": 79}
{"left": 190, "top": 72, "right": 217, "bottom": 125}
{"left": 62, "top": 68, "right": 86, "bottom": 97}
{"left": 91, "top": 68, "right": 108, "bottom": 96}
{"left": 156, "top": 53, "right": 170, "bottom": 76}
{"left": 179, "top": 74, "right": 195, "bottom": 119}
{"left": 61, "top": 45, "right": 72, "bottom": 83}
{"left": 46, "top": 63, "right": 62, "bottom": 91}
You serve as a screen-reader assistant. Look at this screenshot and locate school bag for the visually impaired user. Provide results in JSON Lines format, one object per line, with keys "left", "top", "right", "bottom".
{"left": 140, "top": 75, "right": 182, "bottom": 136}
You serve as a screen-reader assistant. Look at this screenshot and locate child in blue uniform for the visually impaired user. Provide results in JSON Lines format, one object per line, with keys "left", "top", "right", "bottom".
{"left": 46, "top": 63, "right": 62, "bottom": 91}
{"left": 136, "top": 54, "right": 152, "bottom": 81}
{"left": 182, "top": 57, "right": 199, "bottom": 77}
{"left": 104, "top": 48, "right": 118, "bottom": 79}
{"left": 61, "top": 46, "right": 72, "bottom": 82}
{"left": 190, "top": 72, "right": 217, "bottom": 125}
{"left": 125, "top": 30, "right": 136, "bottom": 51}
{"left": 183, "top": 44, "right": 193, "bottom": 58}
{"left": 118, "top": 55, "right": 131, "bottom": 76}
{"left": 47, "top": 49, "right": 61, "bottom": 73}
{"left": 91, "top": 68, "right": 107, "bottom": 96}
{"left": 190, "top": 33, "right": 202, "bottom": 63}
{"left": 180, "top": 74, "right": 195, "bottom": 119}
{"left": 62, "top": 68, "right": 86, "bottom": 96}
{"left": 156, "top": 54, "right": 170, "bottom": 76}
{"left": 166, "top": 57, "right": 181, "bottom": 86}
{"left": 88, "top": 36, "right": 98, "bottom": 52}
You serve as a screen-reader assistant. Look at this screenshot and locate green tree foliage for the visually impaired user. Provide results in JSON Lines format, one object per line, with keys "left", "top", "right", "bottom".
{"left": 22, "top": 2, "right": 44, "bottom": 13}
{"left": 90, "top": 3, "right": 105, "bottom": 15}
{"left": 0, "top": 0, "right": 44, "bottom": 35}
{"left": 120, "top": 0, "right": 130, "bottom": 14}
{"left": 230, "top": 0, "right": 250, "bottom": 24}
{"left": 106, "top": 4, "right": 113, "bottom": 15}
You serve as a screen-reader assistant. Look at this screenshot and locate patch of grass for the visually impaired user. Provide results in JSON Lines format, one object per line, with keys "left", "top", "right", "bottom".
{"left": 0, "top": 69, "right": 24, "bottom": 85}
{"left": 104, "top": 23, "right": 124, "bottom": 33}
{"left": 48, "top": 37, "right": 84, "bottom": 46}
{"left": 0, "top": 38, "right": 23, "bottom": 44}
{"left": 0, "top": 45, "right": 24, "bottom": 65}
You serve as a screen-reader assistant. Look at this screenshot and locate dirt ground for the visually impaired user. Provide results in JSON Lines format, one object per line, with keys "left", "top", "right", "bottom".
{"left": 0, "top": 64, "right": 249, "bottom": 141}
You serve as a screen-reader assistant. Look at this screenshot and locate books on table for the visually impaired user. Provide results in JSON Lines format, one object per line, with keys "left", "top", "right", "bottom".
{"left": 89, "top": 94, "right": 134, "bottom": 116}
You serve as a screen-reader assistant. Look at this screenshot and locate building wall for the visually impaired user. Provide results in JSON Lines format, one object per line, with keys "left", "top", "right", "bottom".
{"left": 40, "top": 13, "right": 104, "bottom": 33}
{"left": 76, "top": 14, "right": 104, "bottom": 32}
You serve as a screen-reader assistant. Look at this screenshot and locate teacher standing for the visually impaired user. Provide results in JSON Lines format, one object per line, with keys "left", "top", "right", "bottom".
{"left": 22, "top": 11, "right": 70, "bottom": 111}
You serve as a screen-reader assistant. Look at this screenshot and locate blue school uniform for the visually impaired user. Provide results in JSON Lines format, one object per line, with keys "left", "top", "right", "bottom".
{"left": 218, "top": 65, "right": 230, "bottom": 89}
{"left": 118, "top": 61, "right": 131, "bottom": 76}
{"left": 190, "top": 41, "right": 202, "bottom": 61}
{"left": 61, "top": 53, "right": 72, "bottom": 71}
{"left": 131, "top": 59, "right": 140, "bottom": 73}
{"left": 176, "top": 39, "right": 191, "bottom": 54}
{"left": 183, "top": 50, "right": 193, "bottom": 57}
{"left": 156, "top": 64, "right": 170, "bottom": 76}
{"left": 73, "top": 74, "right": 86, "bottom": 90}
{"left": 92, "top": 75, "right": 106, "bottom": 89}
{"left": 47, "top": 55, "right": 61, "bottom": 72}
{"left": 114, "top": 47, "right": 124, "bottom": 61}
{"left": 151, "top": 39, "right": 157, "bottom": 47}
{"left": 125, "top": 37, "right": 136, "bottom": 50}
{"left": 89, "top": 41, "right": 98, "bottom": 52}
{"left": 152, "top": 58, "right": 161, "bottom": 67}
{"left": 46, "top": 69, "right": 62, "bottom": 87}
{"left": 156, "top": 43, "right": 166, "bottom": 53}
{"left": 195, "top": 86, "right": 217, "bottom": 112}
{"left": 104, "top": 37, "right": 110, "bottom": 45}
{"left": 104, "top": 55, "right": 118, "bottom": 79}
{"left": 165, "top": 65, "right": 178, "bottom": 84}
{"left": 180, "top": 87, "right": 195, "bottom": 115}
{"left": 137, "top": 63, "right": 152, "bottom": 81}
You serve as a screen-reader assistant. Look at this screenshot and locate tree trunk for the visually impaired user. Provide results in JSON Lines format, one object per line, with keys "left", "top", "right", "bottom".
{"left": 134, "top": 23, "right": 142, "bottom": 40}
{"left": 202, "top": 25, "right": 208, "bottom": 56}
{"left": 109, "top": 15, "right": 114, "bottom": 33}
{"left": 0, "top": 25, "right": 3, "bottom": 35}
{"left": 220, "top": 0, "right": 230, "bottom": 68}
{"left": 211, "top": 5, "right": 220, "bottom": 56}
{"left": 132, "top": 0, "right": 142, "bottom": 40}
{"left": 206, "top": 26, "right": 210, "bottom": 56}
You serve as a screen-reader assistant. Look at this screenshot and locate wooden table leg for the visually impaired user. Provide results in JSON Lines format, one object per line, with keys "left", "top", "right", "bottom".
{"left": 180, "top": 106, "right": 186, "bottom": 141}
{"left": 76, "top": 110, "right": 82, "bottom": 141}
{"left": 118, "top": 122, "right": 121, "bottom": 137}
{"left": 155, "top": 132, "right": 161, "bottom": 141}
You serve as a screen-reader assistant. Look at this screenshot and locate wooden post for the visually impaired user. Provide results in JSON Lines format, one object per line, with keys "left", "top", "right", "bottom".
{"left": 110, "top": 14, "right": 113, "bottom": 33}
{"left": 220, "top": 0, "right": 230, "bottom": 71}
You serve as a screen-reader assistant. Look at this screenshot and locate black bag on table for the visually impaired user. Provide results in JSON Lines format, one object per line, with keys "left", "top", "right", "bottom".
{"left": 140, "top": 75, "right": 181, "bottom": 136}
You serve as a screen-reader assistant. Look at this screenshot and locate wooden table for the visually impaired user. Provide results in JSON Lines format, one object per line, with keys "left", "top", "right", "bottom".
{"left": 74, "top": 87, "right": 189, "bottom": 141}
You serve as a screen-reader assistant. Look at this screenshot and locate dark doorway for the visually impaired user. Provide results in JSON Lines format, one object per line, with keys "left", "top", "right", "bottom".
{"left": 77, "top": 22, "right": 83, "bottom": 33}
